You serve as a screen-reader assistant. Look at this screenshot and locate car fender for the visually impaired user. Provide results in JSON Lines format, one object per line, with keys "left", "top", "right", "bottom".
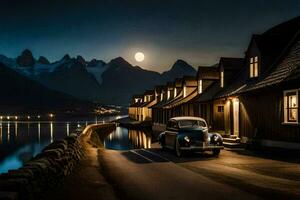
{"left": 158, "top": 132, "right": 166, "bottom": 145}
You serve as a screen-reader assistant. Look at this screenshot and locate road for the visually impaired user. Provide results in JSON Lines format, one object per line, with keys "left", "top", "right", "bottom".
{"left": 98, "top": 143, "right": 300, "bottom": 200}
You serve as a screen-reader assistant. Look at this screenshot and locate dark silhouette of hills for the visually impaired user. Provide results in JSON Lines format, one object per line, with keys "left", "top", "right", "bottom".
{"left": 38, "top": 59, "right": 102, "bottom": 101}
{"left": 0, "top": 50, "right": 197, "bottom": 105}
{"left": 162, "top": 59, "right": 196, "bottom": 80}
{"left": 0, "top": 62, "right": 90, "bottom": 113}
{"left": 98, "top": 57, "right": 197, "bottom": 104}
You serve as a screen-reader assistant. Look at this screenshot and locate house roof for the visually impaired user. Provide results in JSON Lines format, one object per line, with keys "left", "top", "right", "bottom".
{"left": 238, "top": 33, "right": 300, "bottom": 93}
{"left": 219, "top": 57, "right": 244, "bottom": 71}
{"left": 165, "top": 89, "right": 198, "bottom": 108}
{"left": 250, "top": 16, "right": 300, "bottom": 67}
{"left": 190, "top": 81, "right": 222, "bottom": 102}
{"left": 139, "top": 98, "right": 156, "bottom": 108}
{"left": 150, "top": 99, "right": 168, "bottom": 109}
{"left": 191, "top": 57, "right": 244, "bottom": 101}
{"left": 197, "top": 66, "right": 219, "bottom": 80}
{"left": 215, "top": 17, "right": 300, "bottom": 97}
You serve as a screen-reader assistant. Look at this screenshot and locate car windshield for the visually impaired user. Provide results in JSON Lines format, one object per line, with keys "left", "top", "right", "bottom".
{"left": 178, "top": 120, "right": 206, "bottom": 128}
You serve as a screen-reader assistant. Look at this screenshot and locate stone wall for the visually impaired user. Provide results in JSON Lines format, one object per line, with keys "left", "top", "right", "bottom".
{"left": 0, "top": 134, "right": 85, "bottom": 200}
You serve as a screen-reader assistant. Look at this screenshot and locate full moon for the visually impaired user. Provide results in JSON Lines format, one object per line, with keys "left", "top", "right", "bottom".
{"left": 135, "top": 52, "right": 145, "bottom": 62}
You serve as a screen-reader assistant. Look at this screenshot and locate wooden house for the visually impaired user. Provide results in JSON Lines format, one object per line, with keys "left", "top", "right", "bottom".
{"left": 190, "top": 58, "right": 244, "bottom": 133}
{"left": 128, "top": 95, "right": 144, "bottom": 121}
{"left": 139, "top": 90, "right": 156, "bottom": 121}
{"left": 164, "top": 76, "right": 198, "bottom": 118}
{"left": 216, "top": 16, "right": 300, "bottom": 148}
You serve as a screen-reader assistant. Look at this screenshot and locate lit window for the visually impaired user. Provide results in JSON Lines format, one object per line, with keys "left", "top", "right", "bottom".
{"left": 174, "top": 88, "right": 177, "bottom": 97}
{"left": 284, "top": 90, "right": 298, "bottom": 123}
{"left": 198, "top": 79, "right": 202, "bottom": 94}
{"left": 220, "top": 71, "right": 224, "bottom": 88}
{"left": 217, "top": 106, "right": 224, "bottom": 113}
{"left": 183, "top": 86, "right": 187, "bottom": 97}
{"left": 167, "top": 90, "right": 170, "bottom": 99}
{"left": 250, "top": 56, "right": 259, "bottom": 78}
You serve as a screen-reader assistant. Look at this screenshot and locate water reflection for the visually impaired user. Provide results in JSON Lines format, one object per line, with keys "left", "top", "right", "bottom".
{"left": 66, "top": 123, "right": 70, "bottom": 136}
{"left": 0, "top": 115, "right": 127, "bottom": 174}
{"left": 128, "top": 129, "right": 151, "bottom": 149}
{"left": 50, "top": 122, "right": 53, "bottom": 143}
{"left": 104, "top": 127, "right": 152, "bottom": 150}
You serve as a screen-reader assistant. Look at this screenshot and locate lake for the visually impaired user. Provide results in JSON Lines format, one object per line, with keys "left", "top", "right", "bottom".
{"left": 104, "top": 126, "right": 155, "bottom": 150}
{"left": 0, "top": 115, "right": 125, "bottom": 174}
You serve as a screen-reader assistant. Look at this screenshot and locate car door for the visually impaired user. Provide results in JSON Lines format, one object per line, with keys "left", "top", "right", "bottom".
{"left": 165, "top": 120, "right": 178, "bottom": 148}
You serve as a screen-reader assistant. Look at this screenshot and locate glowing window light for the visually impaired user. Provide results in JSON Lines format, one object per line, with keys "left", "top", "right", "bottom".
{"left": 198, "top": 79, "right": 203, "bottom": 94}
{"left": 220, "top": 71, "right": 224, "bottom": 88}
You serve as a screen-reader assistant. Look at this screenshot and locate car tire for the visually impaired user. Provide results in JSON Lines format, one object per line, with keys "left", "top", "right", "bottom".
{"left": 212, "top": 149, "right": 220, "bottom": 156}
{"left": 175, "top": 139, "right": 182, "bottom": 157}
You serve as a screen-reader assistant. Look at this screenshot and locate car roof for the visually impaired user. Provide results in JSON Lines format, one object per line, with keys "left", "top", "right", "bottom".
{"left": 170, "top": 116, "right": 206, "bottom": 122}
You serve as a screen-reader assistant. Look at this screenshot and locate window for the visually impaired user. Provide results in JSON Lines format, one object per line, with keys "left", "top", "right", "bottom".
{"left": 198, "top": 79, "right": 203, "bottom": 94}
{"left": 220, "top": 71, "right": 224, "bottom": 88}
{"left": 250, "top": 56, "right": 259, "bottom": 78}
{"left": 167, "top": 90, "right": 170, "bottom": 99}
{"left": 183, "top": 86, "right": 187, "bottom": 97}
{"left": 178, "top": 120, "right": 207, "bottom": 128}
{"left": 284, "top": 90, "right": 298, "bottom": 123}
{"left": 217, "top": 106, "right": 224, "bottom": 113}
{"left": 167, "top": 120, "right": 178, "bottom": 130}
{"left": 174, "top": 88, "right": 177, "bottom": 97}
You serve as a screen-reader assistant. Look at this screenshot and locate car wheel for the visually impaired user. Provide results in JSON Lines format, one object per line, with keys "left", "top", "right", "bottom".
{"left": 175, "top": 139, "right": 182, "bottom": 157}
{"left": 212, "top": 149, "right": 220, "bottom": 156}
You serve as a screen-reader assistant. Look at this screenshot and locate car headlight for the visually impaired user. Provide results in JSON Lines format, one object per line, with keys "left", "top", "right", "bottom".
{"left": 184, "top": 136, "right": 190, "bottom": 143}
{"left": 212, "top": 135, "right": 218, "bottom": 142}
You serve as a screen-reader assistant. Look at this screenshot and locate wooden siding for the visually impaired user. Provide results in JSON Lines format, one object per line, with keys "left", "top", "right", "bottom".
{"left": 239, "top": 88, "right": 300, "bottom": 142}
{"left": 212, "top": 99, "right": 225, "bottom": 131}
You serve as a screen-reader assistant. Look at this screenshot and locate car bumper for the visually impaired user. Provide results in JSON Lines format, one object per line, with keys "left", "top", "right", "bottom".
{"left": 180, "top": 145, "right": 224, "bottom": 151}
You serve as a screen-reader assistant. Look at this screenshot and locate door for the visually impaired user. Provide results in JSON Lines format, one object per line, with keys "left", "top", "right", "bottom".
{"left": 224, "top": 101, "right": 231, "bottom": 135}
{"left": 165, "top": 120, "right": 178, "bottom": 148}
{"left": 232, "top": 99, "right": 239, "bottom": 136}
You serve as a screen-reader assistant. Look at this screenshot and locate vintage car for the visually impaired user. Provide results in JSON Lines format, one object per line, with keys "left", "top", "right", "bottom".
{"left": 158, "top": 117, "right": 223, "bottom": 157}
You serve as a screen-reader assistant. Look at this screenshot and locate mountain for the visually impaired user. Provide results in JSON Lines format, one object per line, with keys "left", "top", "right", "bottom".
{"left": 38, "top": 58, "right": 102, "bottom": 101}
{"left": 16, "top": 49, "right": 35, "bottom": 67}
{"left": 0, "top": 62, "right": 90, "bottom": 113}
{"left": 162, "top": 59, "right": 197, "bottom": 80}
{"left": 0, "top": 50, "right": 197, "bottom": 105}
{"left": 86, "top": 59, "right": 107, "bottom": 84}
{"left": 99, "top": 57, "right": 162, "bottom": 105}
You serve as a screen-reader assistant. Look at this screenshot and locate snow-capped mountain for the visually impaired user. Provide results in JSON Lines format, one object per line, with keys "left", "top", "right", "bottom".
{"left": 0, "top": 49, "right": 197, "bottom": 105}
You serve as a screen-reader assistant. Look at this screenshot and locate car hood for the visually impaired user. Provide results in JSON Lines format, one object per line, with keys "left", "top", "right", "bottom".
{"left": 178, "top": 127, "right": 208, "bottom": 141}
{"left": 179, "top": 127, "right": 206, "bottom": 132}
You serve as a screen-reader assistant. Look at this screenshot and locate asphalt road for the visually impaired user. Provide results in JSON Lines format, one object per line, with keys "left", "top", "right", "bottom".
{"left": 98, "top": 143, "right": 300, "bottom": 200}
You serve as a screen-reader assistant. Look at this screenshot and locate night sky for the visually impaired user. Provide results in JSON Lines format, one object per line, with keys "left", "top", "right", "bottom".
{"left": 0, "top": 0, "right": 299, "bottom": 72}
